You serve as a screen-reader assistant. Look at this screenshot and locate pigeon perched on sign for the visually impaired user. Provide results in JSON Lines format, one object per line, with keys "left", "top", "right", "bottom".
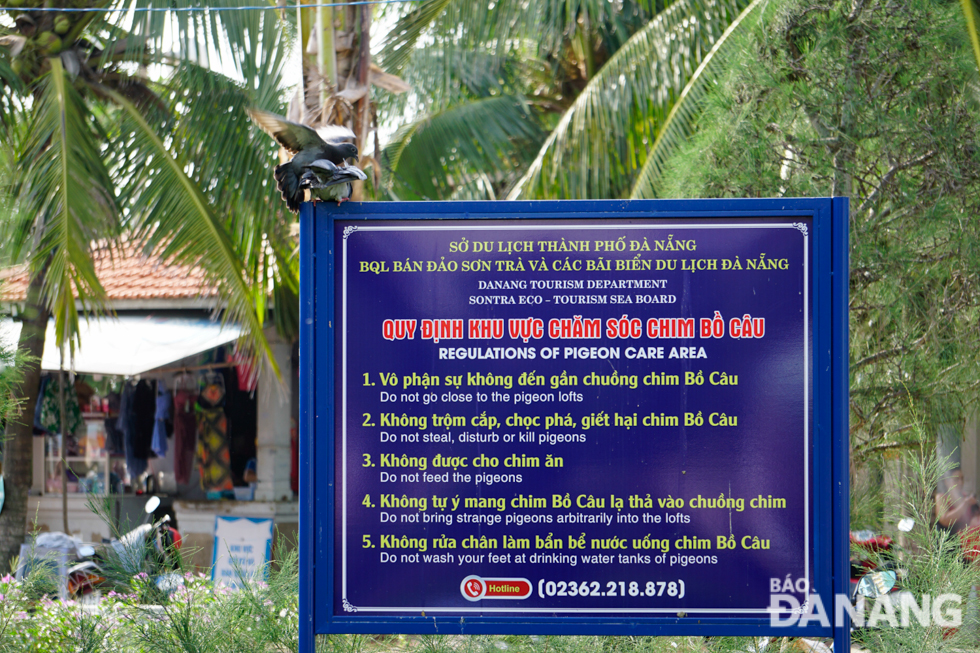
{"left": 299, "top": 159, "right": 368, "bottom": 205}
{"left": 246, "top": 108, "right": 360, "bottom": 212}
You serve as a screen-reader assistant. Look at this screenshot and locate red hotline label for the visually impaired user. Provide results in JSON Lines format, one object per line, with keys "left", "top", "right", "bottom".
{"left": 460, "top": 575, "right": 533, "bottom": 601}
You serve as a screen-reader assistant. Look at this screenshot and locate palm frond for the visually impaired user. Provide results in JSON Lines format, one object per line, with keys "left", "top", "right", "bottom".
{"left": 0, "top": 144, "right": 36, "bottom": 268}
{"left": 0, "top": 125, "right": 28, "bottom": 268}
{"left": 377, "top": 2, "right": 533, "bottom": 129}
{"left": 412, "top": 49, "right": 523, "bottom": 101}
{"left": 0, "top": 37, "right": 29, "bottom": 164}
{"left": 380, "top": 0, "right": 663, "bottom": 78}
{"left": 103, "top": 0, "right": 299, "bottom": 346}
{"left": 374, "top": 46, "right": 546, "bottom": 144}
{"left": 961, "top": 0, "right": 980, "bottom": 75}
{"left": 0, "top": 80, "right": 29, "bottom": 260}
{"left": 447, "top": 173, "right": 498, "bottom": 200}
{"left": 509, "top": 0, "right": 750, "bottom": 200}
{"left": 0, "top": 53, "right": 24, "bottom": 105}
{"left": 166, "top": 62, "right": 300, "bottom": 339}
{"left": 17, "top": 58, "right": 116, "bottom": 353}
{"left": 630, "top": 0, "right": 765, "bottom": 199}
{"left": 383, "top": 95, "right": 543, "bottom": 200}
{"left": 268, "top": 235, "right": 299, "bottom": 343}
{"left": 204, "top": 0, "right": 293, "bottom": 99}
{"left": 376, "top": 0, "right": 669, "bottom": 142}
{"left": 169, "top": 62, "right": 287, "bottom": 222}
{"left": 379, "top": 0, "right": 456, "bottom": 74}
{"left": 99, "top": 85, "right": 278, "bottom": 376}
{"left": 123, "top": 0, "right": 293, "bottom": 88}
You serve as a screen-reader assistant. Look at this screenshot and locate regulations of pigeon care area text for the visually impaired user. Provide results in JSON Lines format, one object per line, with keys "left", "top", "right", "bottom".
{"left": 298, "top": 199, "right": 850, "bottom": 643}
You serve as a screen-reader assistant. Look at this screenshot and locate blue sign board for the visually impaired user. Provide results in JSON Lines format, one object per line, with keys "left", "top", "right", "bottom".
{"left": 299, "top": 199, "right": 849, "bottom": 649}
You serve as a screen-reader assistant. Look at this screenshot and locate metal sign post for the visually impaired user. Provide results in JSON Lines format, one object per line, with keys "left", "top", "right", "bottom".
{"left": 299, "top": 198, "right": 848, "bottom": 650}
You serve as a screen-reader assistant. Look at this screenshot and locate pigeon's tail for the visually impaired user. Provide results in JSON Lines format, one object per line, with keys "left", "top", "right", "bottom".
{"left": 273, "top": 162, "right": 303, "bottom": 213}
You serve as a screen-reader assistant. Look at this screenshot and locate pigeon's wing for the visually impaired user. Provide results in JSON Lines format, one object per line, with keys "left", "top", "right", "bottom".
{"left": 316, "top": 124, "right": 357, "bottom": 145}
{"left": 246, "top": 108, "right": 325, "bottom": 154}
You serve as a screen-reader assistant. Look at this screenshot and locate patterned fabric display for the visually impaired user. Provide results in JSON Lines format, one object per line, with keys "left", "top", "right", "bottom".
{"left": 38, "top": 376, "right": 83, "bottom": 435}
{"left": 195, "top": 381, "right": 233, "bottom": 492}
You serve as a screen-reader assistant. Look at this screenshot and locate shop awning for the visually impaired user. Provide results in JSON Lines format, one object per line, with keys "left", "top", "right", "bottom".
{"left": 0, "top": 316, "right": 242, "bottom": 376}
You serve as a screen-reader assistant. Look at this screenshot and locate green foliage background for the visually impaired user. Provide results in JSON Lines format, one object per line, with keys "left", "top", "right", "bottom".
{"left": 656, "top": 0, "right": 980, "bottom": 484}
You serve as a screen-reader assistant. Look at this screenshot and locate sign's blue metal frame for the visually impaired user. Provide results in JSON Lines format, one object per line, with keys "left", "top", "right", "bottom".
{"left": 299, "top": 198, "right": 849, "bottom": 651}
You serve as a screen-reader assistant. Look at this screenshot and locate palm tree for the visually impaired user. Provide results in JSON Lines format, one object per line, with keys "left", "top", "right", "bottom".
{"left": 0, "top": 0, "right": 298, "bottom": 566}
{"left": 371, "top": 0, "right": 761, "bottom": 201}
{"left": 375, "top": 0, "right": 980, "bottom": 202}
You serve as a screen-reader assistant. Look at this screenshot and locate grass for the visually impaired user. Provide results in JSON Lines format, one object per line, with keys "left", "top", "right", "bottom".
{"left": 0, "top": 553, "right": 803, "bottom": 653}
{"left": 315, "top": 635, "right": 712, "bottom": 653}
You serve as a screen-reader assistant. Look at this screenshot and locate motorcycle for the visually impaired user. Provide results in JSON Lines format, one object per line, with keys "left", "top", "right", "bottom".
{"left": 66, "top": 496, "right": 182, "bottom": 599}
{"left": 846, "top": 518, "right": 915, "bottom": 646}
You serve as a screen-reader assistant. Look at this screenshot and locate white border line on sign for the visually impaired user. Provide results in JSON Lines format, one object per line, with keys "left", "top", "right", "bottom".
{"left": 340, "top": 221, "right": 810, "bottom": 614}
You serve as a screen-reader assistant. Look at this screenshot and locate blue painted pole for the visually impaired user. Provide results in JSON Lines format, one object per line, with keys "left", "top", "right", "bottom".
{"left": 832, "top": 196, "right": 850, "bottom": 653}
{"left": 299, "top": 202, "right": 315, "bottom": 653}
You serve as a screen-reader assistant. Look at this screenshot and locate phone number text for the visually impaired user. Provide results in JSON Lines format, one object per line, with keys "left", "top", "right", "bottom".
{"left": 537, "top": 579, "right": 686, "bottom": 599}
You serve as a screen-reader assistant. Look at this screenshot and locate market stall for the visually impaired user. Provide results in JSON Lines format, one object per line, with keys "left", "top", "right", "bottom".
{"left": 0, "top": 315, "right": 297, "bottom": 570}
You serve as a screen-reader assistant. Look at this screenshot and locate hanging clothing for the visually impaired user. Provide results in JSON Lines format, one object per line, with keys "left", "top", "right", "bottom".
{"left": 224, "top": 365, "right": 256, "bottom": 485}
{"left": 173, "top": 390, "right": 198, "bottom": 485}
{"left": 231, "top": 348, "right": 258, "bottom": 393}
{"left": 104, "top": 417, "right": 124, "bottom": 456}
{"left": 151, "top": 380, "right": 172, "bottom": 458}
{"left": 104, "top": 391, "right": 124, "bottom": 455}
{"left": 196, "top": 379, "right": 233, "bottom": 493}
{"left": 132, "top": 380, "right": 156, "bottom": 458}
{"left": 118, "top": 382, "right": 142, "bottom": 479}
{"left": 37, "top": 375, "right": 83, "bottom": 436}
{"left": 120, "top": 380, "right": 155, "bottom": 479}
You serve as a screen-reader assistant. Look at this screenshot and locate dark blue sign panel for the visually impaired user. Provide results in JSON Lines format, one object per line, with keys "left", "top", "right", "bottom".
{"left": 299, "top": 199, "right": 849, "bottom": 646}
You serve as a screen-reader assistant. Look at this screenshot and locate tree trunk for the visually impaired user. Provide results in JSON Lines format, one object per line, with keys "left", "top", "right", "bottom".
{"left": 0, "top": 267, "right": 50, "bottom": 571}
{"left": 351, "top": 4, "right": 372, "bottom": 201}
{"left": 59, "top": 367, "right": 68, "bottom": 534}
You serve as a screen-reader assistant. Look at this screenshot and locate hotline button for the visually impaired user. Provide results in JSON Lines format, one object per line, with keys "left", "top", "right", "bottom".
{"left": 460, "top": 575, "right": 532, "bottom": 601}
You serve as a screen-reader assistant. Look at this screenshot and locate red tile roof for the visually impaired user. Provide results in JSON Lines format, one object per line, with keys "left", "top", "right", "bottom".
{"left": 0, "top": 239, "right": 217, "bottom": 302}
